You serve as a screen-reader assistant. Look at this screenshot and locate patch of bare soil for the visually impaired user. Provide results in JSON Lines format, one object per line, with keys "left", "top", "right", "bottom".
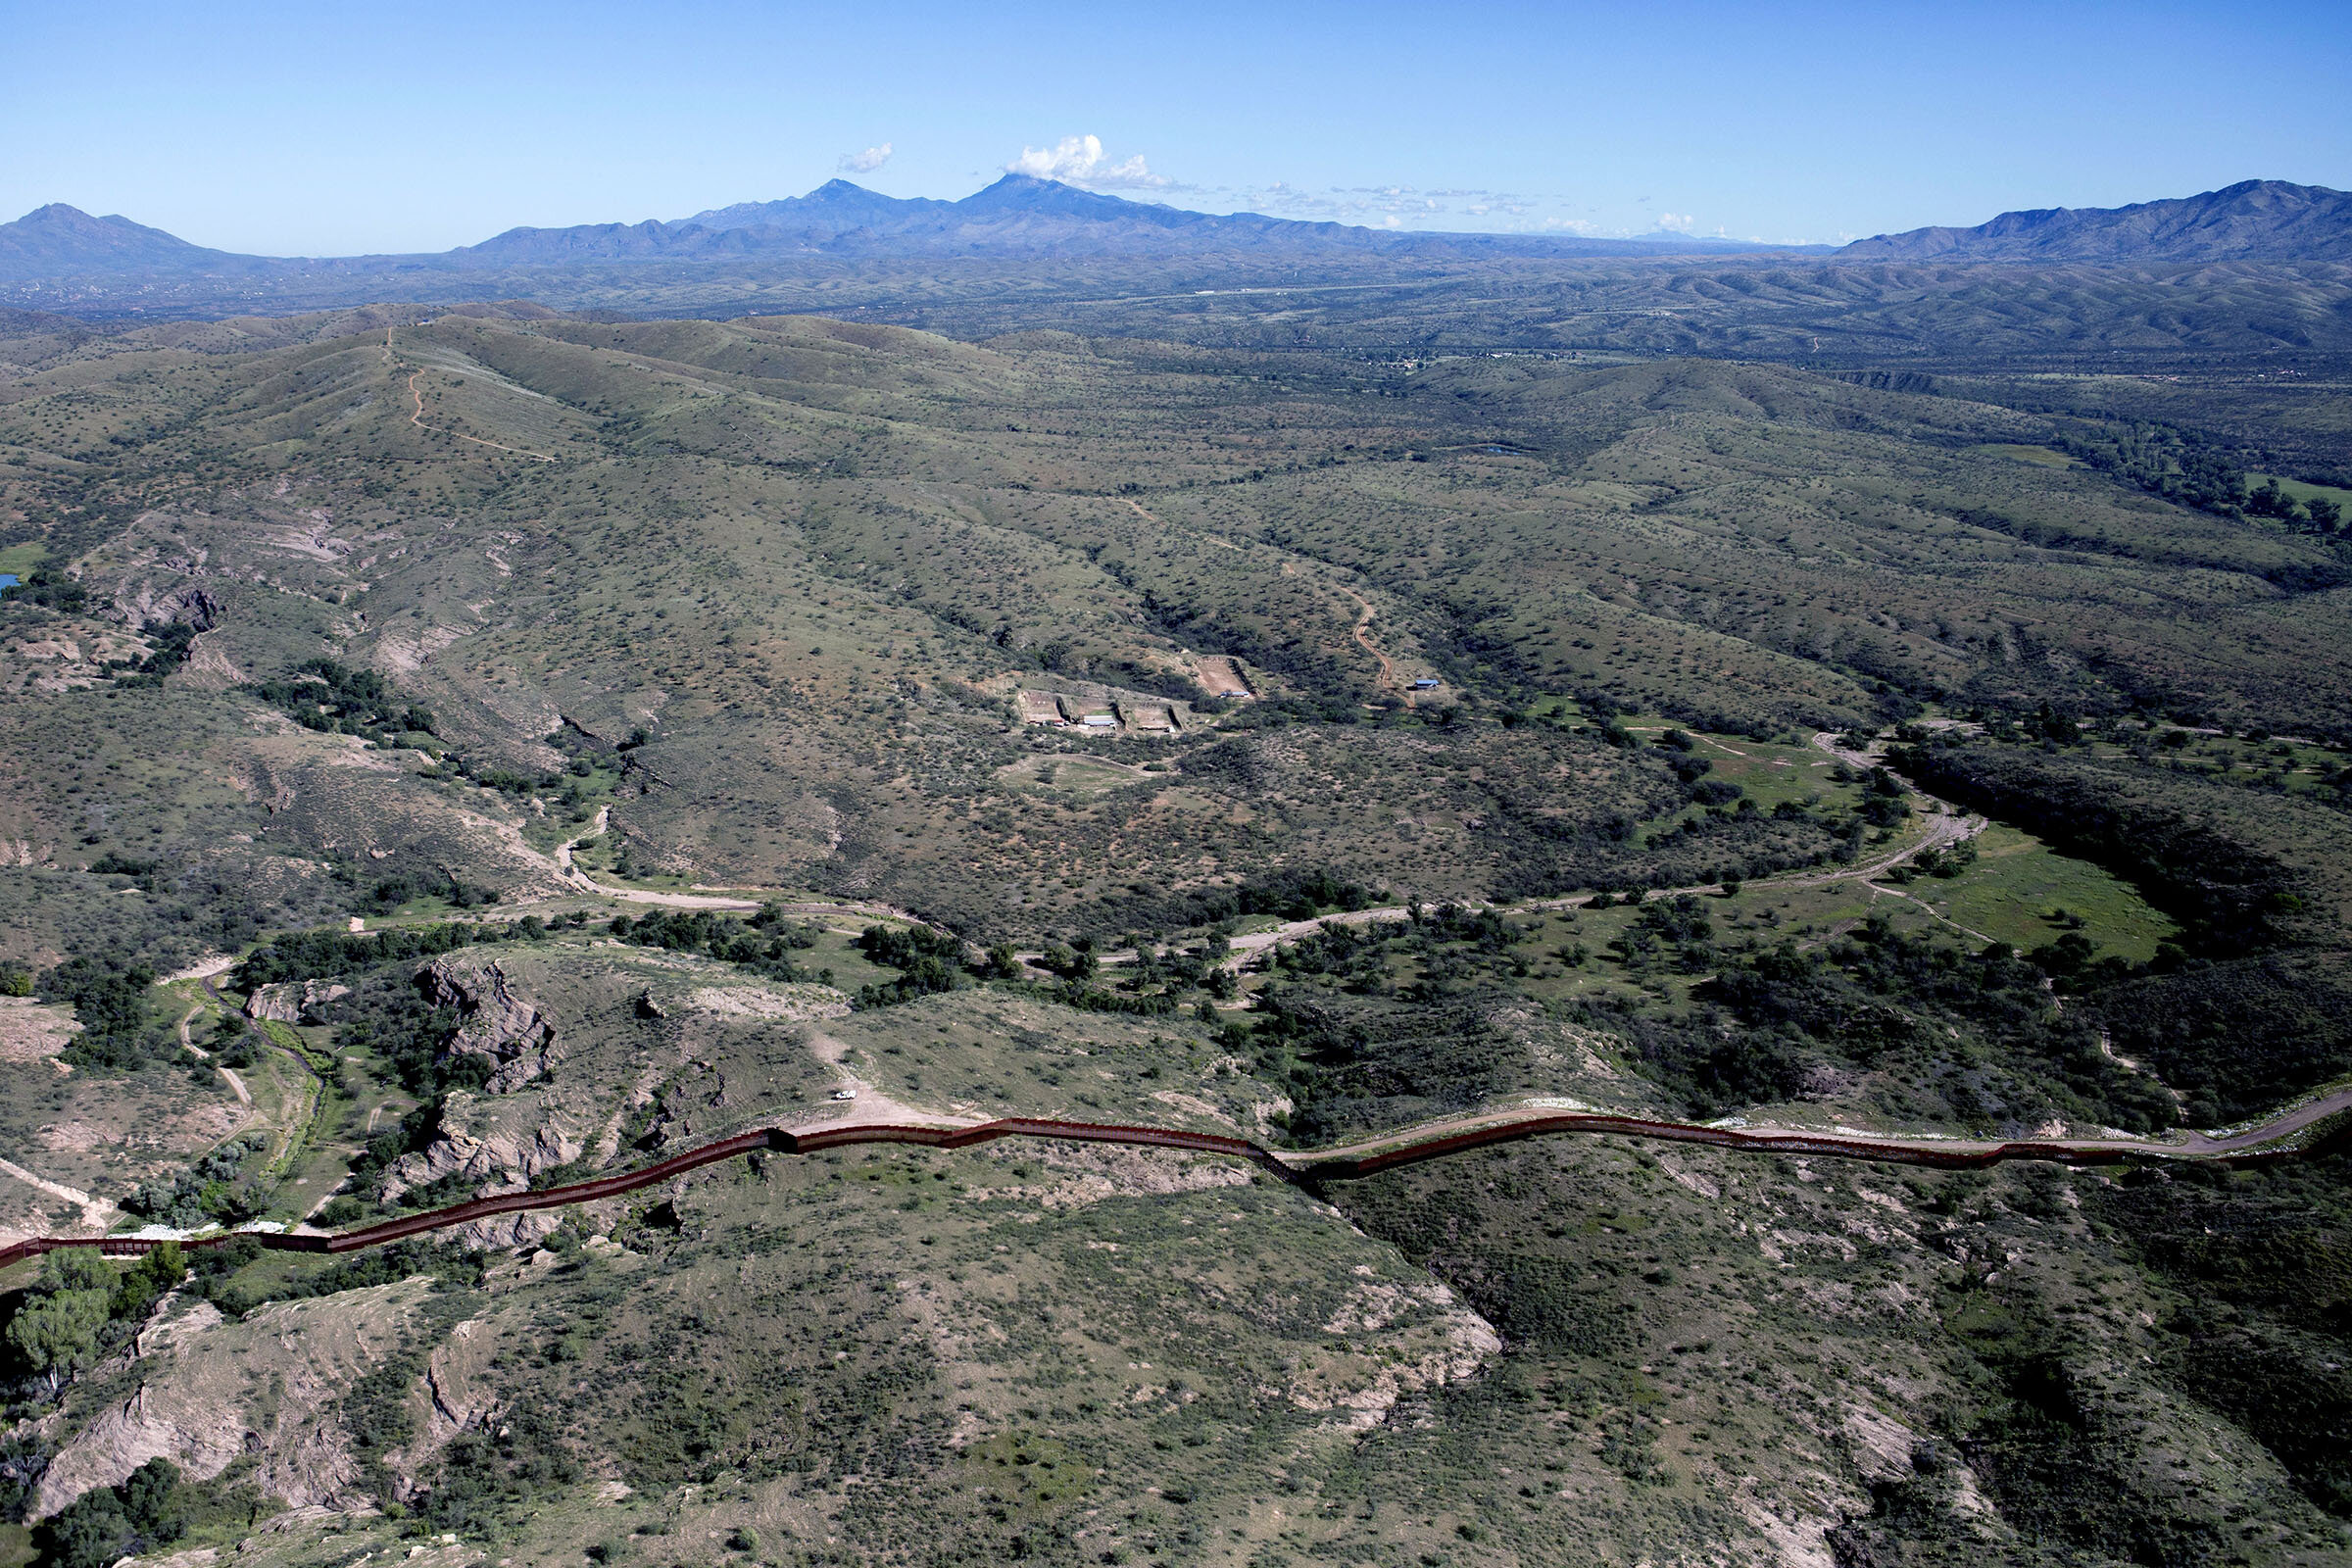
{"left": 967, "top": 1142, "right": 1254, "bottom": 1210}
{"left": 685, "top": 984, "right": 852, "bottom": 1022}
{"left": 1282, "top": 1269, "right": 1498, "bottom": 1429}
{"left": 0, "top": 996, "right": 76, "bottom": 1063}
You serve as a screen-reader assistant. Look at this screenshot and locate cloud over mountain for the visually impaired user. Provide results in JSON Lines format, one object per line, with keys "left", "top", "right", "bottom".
{"left": 1005, "top": 134, "right": 1170, "bottom": 190}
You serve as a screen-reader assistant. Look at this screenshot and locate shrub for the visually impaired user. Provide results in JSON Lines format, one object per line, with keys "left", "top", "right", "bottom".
{"left": 33, "top": 1458, "right": 185, "bottom": 1568}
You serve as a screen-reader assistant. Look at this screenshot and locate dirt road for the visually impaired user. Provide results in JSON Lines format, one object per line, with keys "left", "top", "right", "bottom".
{"left": 1218, "top": 728, "right": 1985, "bottom": 969}
{"left": 1332, "top": 580, "right": 1398, "bottom": 692}
{"left": 0, "top": 1159, "right": 114, "bottom": 1233}
{"left": 384, "top": 327, "right": 557, "bottom": 463}
{"left": 549, "top": 806, "right": 762, "bottom": 910}
{"left": 547, "top": 811, "right": 941, "bottom": 926}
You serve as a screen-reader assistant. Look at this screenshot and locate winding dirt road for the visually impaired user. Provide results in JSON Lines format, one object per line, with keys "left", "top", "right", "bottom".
{"left": 544, "top": 809, "right": 945, "bottom": 931}
{"left": 1332, "top": 579, "right": 1399, "bottom": 693}
{"left": 529, "top": 720, "right": 1977, "bottom": 970}
{"left": 550, "top": 808, "right": 796, "bottom": 911}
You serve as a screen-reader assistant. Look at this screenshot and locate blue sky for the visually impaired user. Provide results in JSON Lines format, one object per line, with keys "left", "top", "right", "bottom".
{"left": 6, "top": 0, "right": 2348, "bottom": 255}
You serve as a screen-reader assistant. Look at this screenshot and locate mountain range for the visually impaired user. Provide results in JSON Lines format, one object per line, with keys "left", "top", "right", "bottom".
{"left": 1841, "top": 178, "right": 2352, "bottom": 263}
{"left": 0, "top": 174, "right": 1783, "bottom": 285}
{"left": 0, "top": 202, "right": 248, "bottom": 279}
{"left": 6, "top": 176, "right": 2346, "bottom": 290}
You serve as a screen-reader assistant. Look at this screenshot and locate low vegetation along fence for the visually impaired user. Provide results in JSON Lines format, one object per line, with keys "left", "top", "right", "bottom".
{"left": 4, "top": 1108, "right": 2345, "bottom": 1273}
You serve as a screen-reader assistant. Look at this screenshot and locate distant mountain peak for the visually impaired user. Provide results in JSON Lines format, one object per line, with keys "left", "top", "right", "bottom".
{"left": 1841, "top": 179, "right": 2352, "bottom": 264}
{"left": 686, "top": 179, "right": 951, "bottom": 234}
{"left": 961, "top": 174, "right": 1154, "bottom": 211}
{"left": 0, "top": 203, "right": 213, "bottom": 277}
{"left": 11, "top": 203, "right": 196, "bottom": 242}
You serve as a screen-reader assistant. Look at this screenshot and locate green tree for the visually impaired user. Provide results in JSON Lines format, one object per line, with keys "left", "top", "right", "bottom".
{"left": 33, "top": 1459, "right": 184, "bottom": 1568}
{"left": 117, "top": 1457, "right": 185, "bottom": 1540}
{"left": 7, "top": 1249, "right": 123, "bottom": 1391}
{"left": 34, "top": 1489, "right": 132, "bottom": 1568}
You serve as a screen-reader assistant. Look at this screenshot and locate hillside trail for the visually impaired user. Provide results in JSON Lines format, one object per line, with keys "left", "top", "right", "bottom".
{"left": 1865, "top": 878, "right": 1999, "bottom": 946}
{"left": 382, "top": 326, "right": 558, "bottom": 464}
{"left": 1118, "top": 497, "right": 1394, "bottom": 693}
{"left": 174, "top": 1001, "right": 205, "bottom": 1055}
{"left": 1273, "top": 560, "right": 1406, "bottom": 701}
{"left": 1804, "top": 728, "right": 1994, "bottom": 938}
{"left": 432, "top": 717, "right": 1965, "bottom": 970}
{"left": 552, "top": 805, "right": 612, "bottom": 891}
{"left": 545, "top": 805, "right": 935, "bottom": 926}
{"left": 0, "top": 1159, "right": 114, "bottom": 1233}
{"left": 547, "top": 805, "right": 759, "bottom": 909}
{"left": 168, "top": 987, "right": 255, "bottom": 1117}
{"left": 1335, "top": 580, "right": 1400, "bottom": 695}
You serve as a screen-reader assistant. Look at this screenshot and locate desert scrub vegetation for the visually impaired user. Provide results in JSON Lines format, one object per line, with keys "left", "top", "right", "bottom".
{"left": 1244, "top": 891, "right": 2182, "bottom": 1136}
{"left": 7, "top": 295, "right": 2352, "bottom": 1564}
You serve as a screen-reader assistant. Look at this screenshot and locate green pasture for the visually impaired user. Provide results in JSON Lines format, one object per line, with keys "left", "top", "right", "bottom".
{"left": 1924, "top": 823, "right": 2179, "bottom": 961}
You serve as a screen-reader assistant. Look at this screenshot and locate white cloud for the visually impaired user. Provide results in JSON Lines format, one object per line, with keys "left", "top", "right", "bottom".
{"left": 1004, "top": 134, "right": 1170, "bottom": 190}
{"left": 1229, "top": 182, "right": 1559, "bottom": 229}
{"left": 838, "top": 142, "right": 893, "bottom": 174}
{"left": 1055, "top": 171, "right": 1745, "bottom": 243}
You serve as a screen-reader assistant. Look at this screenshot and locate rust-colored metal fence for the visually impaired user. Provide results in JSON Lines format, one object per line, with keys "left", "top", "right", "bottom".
{"left": 5, "top": 1108, "right": 2342, "bottom": 1273}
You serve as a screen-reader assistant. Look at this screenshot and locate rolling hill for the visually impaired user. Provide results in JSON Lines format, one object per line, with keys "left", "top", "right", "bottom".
{"left": 4, "top": 171, "right": 2352, "bottom": 1566}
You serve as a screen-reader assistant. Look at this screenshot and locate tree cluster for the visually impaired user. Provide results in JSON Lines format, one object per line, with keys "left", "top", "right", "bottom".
{"left": 612, "top": 905, "right": 829, "bottom": 985}
{"left": 247, "top": 659, "right": 437, "bottom": 746}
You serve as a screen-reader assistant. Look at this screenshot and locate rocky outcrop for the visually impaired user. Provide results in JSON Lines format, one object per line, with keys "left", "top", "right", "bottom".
{"left": 32, "top": 1282, "right": 439, "bottom": 1519}
{"left": 244, "top": 980, "right": 351, "bottom": 1025}
{"left": 1284, "top": 1272, "right": 1500, "bottom": 1431}
{"left": 418, "top": 957, "right": 556, "bottom": 1091}
{"left": 380, "top": 1090, "right": 583, "bottom": 1203}
{"left": 164, "top": 586, "right": 222, "bottom": 632}
{"left": 382, "top": 1317, "right": 495, "bottom": 1498}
